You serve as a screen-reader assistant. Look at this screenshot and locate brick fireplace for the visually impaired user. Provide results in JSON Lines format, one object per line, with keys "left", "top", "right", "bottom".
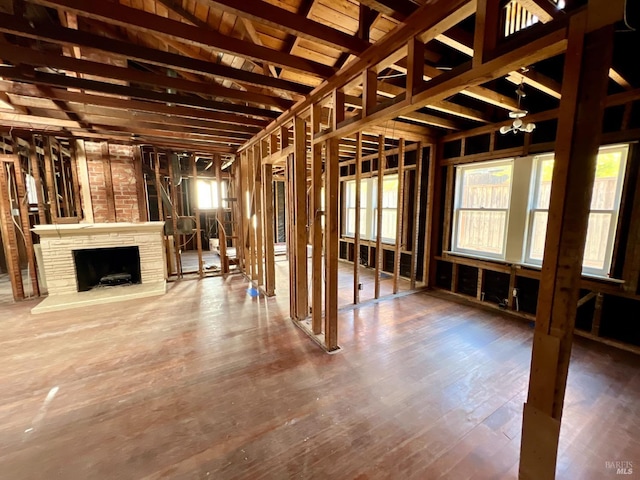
{"left": 31, "top": 222, "right": 166, "bottom": 313}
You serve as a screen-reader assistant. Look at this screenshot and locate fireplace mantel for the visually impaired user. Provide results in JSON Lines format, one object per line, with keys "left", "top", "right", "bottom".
{"left": 33, "top": 222, "right": 164, "bottom": 237}
{"left": 32, "top": 222, "right": 167, "bottom": 314}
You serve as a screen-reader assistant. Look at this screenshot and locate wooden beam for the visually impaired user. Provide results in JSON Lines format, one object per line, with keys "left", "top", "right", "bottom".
{"left": 167, "top": 152, "right": 182, "bottom": 277}
{"left": 24, "top": 0, "right": 335, "bottom": 78}
{"left": 425, "top": 144, "right": 439, "bottom": 287}
{"left": 393, "top": 139, "right": 405, "bottom": 294}
{"left": 28, "top": 137, "right": 46, "bottom": 224}
{"left": 354, "top": 132, "right": 362, "bottom": 304}
{"left": 310, "top": 103, "right": 323, "bottom": 334}
{"left": 191, "top": 155, "right": 203, "bottom": 278}
{"left": 263, "top": 161, "right": 276, "bottom": 296}
{"left": 0, "top": 13, "right": 312, "bottom": 95}
{"left": 520, "top": 15, "right": 614, "bottom": 480}
{"left": 374, "top": 136, "right": 385, "bottom": 299}
{"left": 42, "top": 137, "right": 58, "bottom": 222}
{"left": 517, "top": 0, "right": 558, "bottom": 23}
{"left": 293, "top": 116, "right": 308, "bottom": 319}
{"left": 0, "top": 44, "right": 293, "bottom": 111}
{"left": 410, "top": 142, "right": 423, "bottom": 289}
{"left": 240, "top": 0, "right": 476, "bottom": 152}
{"left": 100, "top": 142, "right": 116, "bottom": 222}
{"left": 0, "top": 155, "right": 23, "bottom": 299}
{"left": 473, "top": 0, "right": 502, "bottom": 66}
{"left": 134, "top": 146, "right": 148, "bottom": 222}
{"left": 325, "top": 137, "right": 339, "bottom": 351}
{"left": 67, "top": 141, "right": 82, "bottom": 219}
{"left": 0, "top": 67, "right": 279, "bottom": 120}
{"left": 253, "top": 145, "right": 264, "bottom": 287}
{"left": 200, "top": 0, "right": 369, "bottom": 55}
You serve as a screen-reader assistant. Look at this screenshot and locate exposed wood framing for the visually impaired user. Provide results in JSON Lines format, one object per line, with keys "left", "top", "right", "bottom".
{"left": 520, "top": 15, "right": 614, "bottom": 480}
{"left": 263, "top": 161, "right": 276, "bottom": 296}
{"left": 191, "top": 155, "right": 203, "bottom": 278}
{"left": 311, "top": 105, "right": 323, "bottom": 334}
{"left": 354, "top": 132, "right": 362, "bottom": 304}
{"left": 410, "top": 143, "right": 423, "bottom": 288}
{"left": 293, "top": 116, "right": 308, "bottom": 319}
{"left": 393, "top": 139, "right": 405, "bottom": 294}
{"left": 324, "top": 136, "right": 339, "bottom": 351}
{"left": 374, "top": 136, "right": 385, "bottom": 299}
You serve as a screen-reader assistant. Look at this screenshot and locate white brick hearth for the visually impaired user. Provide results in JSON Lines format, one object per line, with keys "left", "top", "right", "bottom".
{"left": 31, "top": 222, "right": 167, "bottom": 314}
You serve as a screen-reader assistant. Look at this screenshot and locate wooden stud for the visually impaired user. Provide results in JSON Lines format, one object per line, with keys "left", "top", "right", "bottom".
{"left": 591, "top": 293, "right": 604, "bottom": 335}
{"left": 28, "top": 136, "right": 46, "bottom": 224}
{"left": 374, "top": 135, "right": 385, "bottom": 299}
{"left": 393, "top": 139, "right": 405, "bottom": 294}
{"left": 325, "top": 137, "right": 340, "bottom": 350}
{"left": 167, "top": 151, "right": 182, "bottom": 277}
{"left": 42, "top": 136, "right": 58, "bottom": 222}
{"left": 473, "top": 0, "right": 502, "bottom": 67}
{"left": 153, "top": 148, "right": 164, "bottom": 221}
{"left": 410, "top": 143, "right": 423, "bottom": 289}
{"left": 12, "top": 154, "right": 40, "bottom": 296}
{"left": 362, "top": 69, "right": 377, "bottom": 118}
{"left": 406, "top": 38, "right": 425, "bottom": 98}
{"left": 293, "top": 115, "right": 308, "bottom": 319}
{"left": 520, "top": 17, "right": 614, "bottom": 480}
{"left": 425, "top": 144, "right": 440, "bottom": 287}
{"left": 101, "top": 142, "right": 116, "bottom": 222}
{"left": 621, "top": 147, "right": 640, "bottom": 293}
{"left": 0, "top": 156, "right": 23, "bottom": 299}
{"left": 68, "top": 141, "right": 82, "bottom": 218}
{"left": 311, "top": 104, "right": 323, "bottom": 333}
{"left": 476, "top": 268, "right": 484, "bottom": 301}
{"left": 134, "top": 146, "right": 148, "bottom": 222}
{"left": 191, "top": 155, "right": 203, "bottom": 278}
{"left": 442, "top": 165, "right": 455, "bottom": 253}
{"left": 263, "top": 161, "right": 276, "bottom": 296}
{"left": 354, "top": 131, "right": 362, "bottom": 304}
{"left": 286, "top": 151, "right": 296, "bottom": 318}
{"left": 254, "top": 145, "right": 264, "bottom": 287}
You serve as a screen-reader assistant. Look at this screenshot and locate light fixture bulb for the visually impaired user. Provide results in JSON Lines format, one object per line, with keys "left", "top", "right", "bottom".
{"left": 525, "top": 123, "right": 536, "bottom": 132}
{"left": 500, "top": 125, "right": 511, "bottom": 134}
{"left": 513, "top": 118, "right": 523, "bottom": 129}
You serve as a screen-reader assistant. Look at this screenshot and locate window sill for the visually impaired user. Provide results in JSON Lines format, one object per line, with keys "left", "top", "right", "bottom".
{"left": 442, "top": 250, "right": 625, "bottom": 285}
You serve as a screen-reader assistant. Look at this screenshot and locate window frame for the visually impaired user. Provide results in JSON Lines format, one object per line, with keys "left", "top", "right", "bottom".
{"left": 524, "top": 144, "right": 628, "bottom": 277}
{"left": 452, "top": 159, "right": 514, "bottom": 260}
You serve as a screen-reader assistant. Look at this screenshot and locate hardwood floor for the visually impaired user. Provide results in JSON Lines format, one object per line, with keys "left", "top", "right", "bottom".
{"left": 0, "top": 273, "right": 638, "bottom": 479}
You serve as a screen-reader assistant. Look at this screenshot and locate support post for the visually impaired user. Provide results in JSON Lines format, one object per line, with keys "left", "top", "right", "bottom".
{"left": 263, "top": 161, "right": 276, "bottom": 296}
{"left": 311, "top": 104, "right": 324, "bottom": 333}
{"left": 168, "top": 152, "right": 182, "bottom": 277}
{"left": 43, "top": 137, "right": 58, "bottom": 223}
{"left": 101, "top": 142, "right": 116, "bottom": 222}
{"left": 325, "top": 137, "right": 340, "bottom": 351}
{"left": 191, "top": 155, "right": 203, "bottom": 278}
{"left": 28, "top": 137, "right": 46, "bottom": 225}
{"left": 68, "top": 141, "right": 83, "bottom": 219}
{"left": 0, "top": 156, "right": 23, "bottom": 299}
{"left": 374, "top": 135, "right": 385, "bottom": 299}
{"left": 134, "top": 146, "right": 148, "bottom": 222}
{"left": 254, "top": 145, "right": 264, "bottom": 287}
{"left": 411, "top": 142, "right": 423, "bottom": 289}
{"left": 393, "top": 139, "right": 405, "bottom": 294}
{"left": 354, "top": 132, "right": 362, "bottom": 304}
{"left": 293, "top": 115, "right": 308, "bottom": 319}
{"left": 519, "top": 15, "right": 614, "bottom": 480}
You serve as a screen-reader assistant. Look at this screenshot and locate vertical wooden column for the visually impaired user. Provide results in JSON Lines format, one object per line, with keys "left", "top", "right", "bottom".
{"left": 410, "top": 143, "right": 423, "bottom": 289}
{"left": 134, "top": 146, "right": 148, "bottom": 222}
{"left": 393, "top": 138, "right": 405, "bottom": 294}
{"left": 473, "top": 0, "right": 501, "bottom": 67}
{"left": 374, "top": 135, "right": 385, "bottom": 299}
{"left": 325, "top": 136, "right": 340, "bottom": 351}
{"left": 426, "top": 144, "right": 442, "bottom": 287}
{"left": 246, "top": 150, "right": 256, "bottom": 281}
{"left": 101, "top": 142, "right": 116, "bottom": 222}
{"left": 293, "top": 115, "right": 308, "bottom": 319}
{"left": 406, "top": 38, "right": 425, "bottom": 98}
{"left": 191, "top": 155, "right": 203, "bottom": 278}
{"left": 353, "top": 132, "right": 362, "bottom": 304}
{"left": 153, "top": 148, "right": 164, "bottom": 221}
{"left": 68, "top": 141, "right": 83, "bottom": 219}
{"left": 253, "top": 145, "right": 264, "bottom": 287}
{"left": 310, "top": 104, "right": 323, "bottom": 333}
{"left": 167, "top": 152, "right": 182, "bottom": 277}
{"left": 519, "top": 16, "right": 614, "bottom": 480}
{"left": 75, "top": 139, "right": 93, "bottom": 223}
{"left": 286, "top": 152, "right": 296, "bottom": 318}
{"left": 0, "top": 156, "right": 23, "bottom": 300}
{"left": 13, "top": 155, "right": 40, "bottom": 296}
{"left": 442, "top": 164, "right": 455, "bottom": 254}
{"left": 42, "top": 137, "right": 58, "bottom": 223}
{"left": 622, "top": 149, "right": 640, "bottom": 293}
{"left": 214, "top": 155, "right": 227, "bottom": 274}
{"left": 28, "top": 137, "right": 46, "bottom": 225}
{"left": 263, "top": 161, "right": 276, "bottom": 296}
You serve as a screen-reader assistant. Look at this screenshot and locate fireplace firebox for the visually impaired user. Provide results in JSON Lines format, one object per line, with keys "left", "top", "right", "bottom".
{"left": 73, "top": 246, "right": 142, "bottom": 292}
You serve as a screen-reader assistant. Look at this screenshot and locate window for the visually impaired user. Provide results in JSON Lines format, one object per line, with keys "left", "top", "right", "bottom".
{"left": 449, "top": 144, "right": 629, "bottom": 278}
{"left": 344, "top": 174, "right": 398, "bottom": 243}
{"left": 197, "top": 179, "right": 226, "bottom": 210}
{"left": 453, "top": 161, "right": 513, "bottom": 258}
{"left": 526, "top": 145, "right": 628, "bottom": 276}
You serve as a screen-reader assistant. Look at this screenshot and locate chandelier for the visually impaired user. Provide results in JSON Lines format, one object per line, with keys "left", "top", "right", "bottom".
{"left": 499, "top": 78, "right": 536, "bottom": 135}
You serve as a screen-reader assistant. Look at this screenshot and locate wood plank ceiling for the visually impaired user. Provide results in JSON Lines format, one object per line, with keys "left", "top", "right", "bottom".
{"left": 0, "top": 0, "right": 634, "bottom": 157}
